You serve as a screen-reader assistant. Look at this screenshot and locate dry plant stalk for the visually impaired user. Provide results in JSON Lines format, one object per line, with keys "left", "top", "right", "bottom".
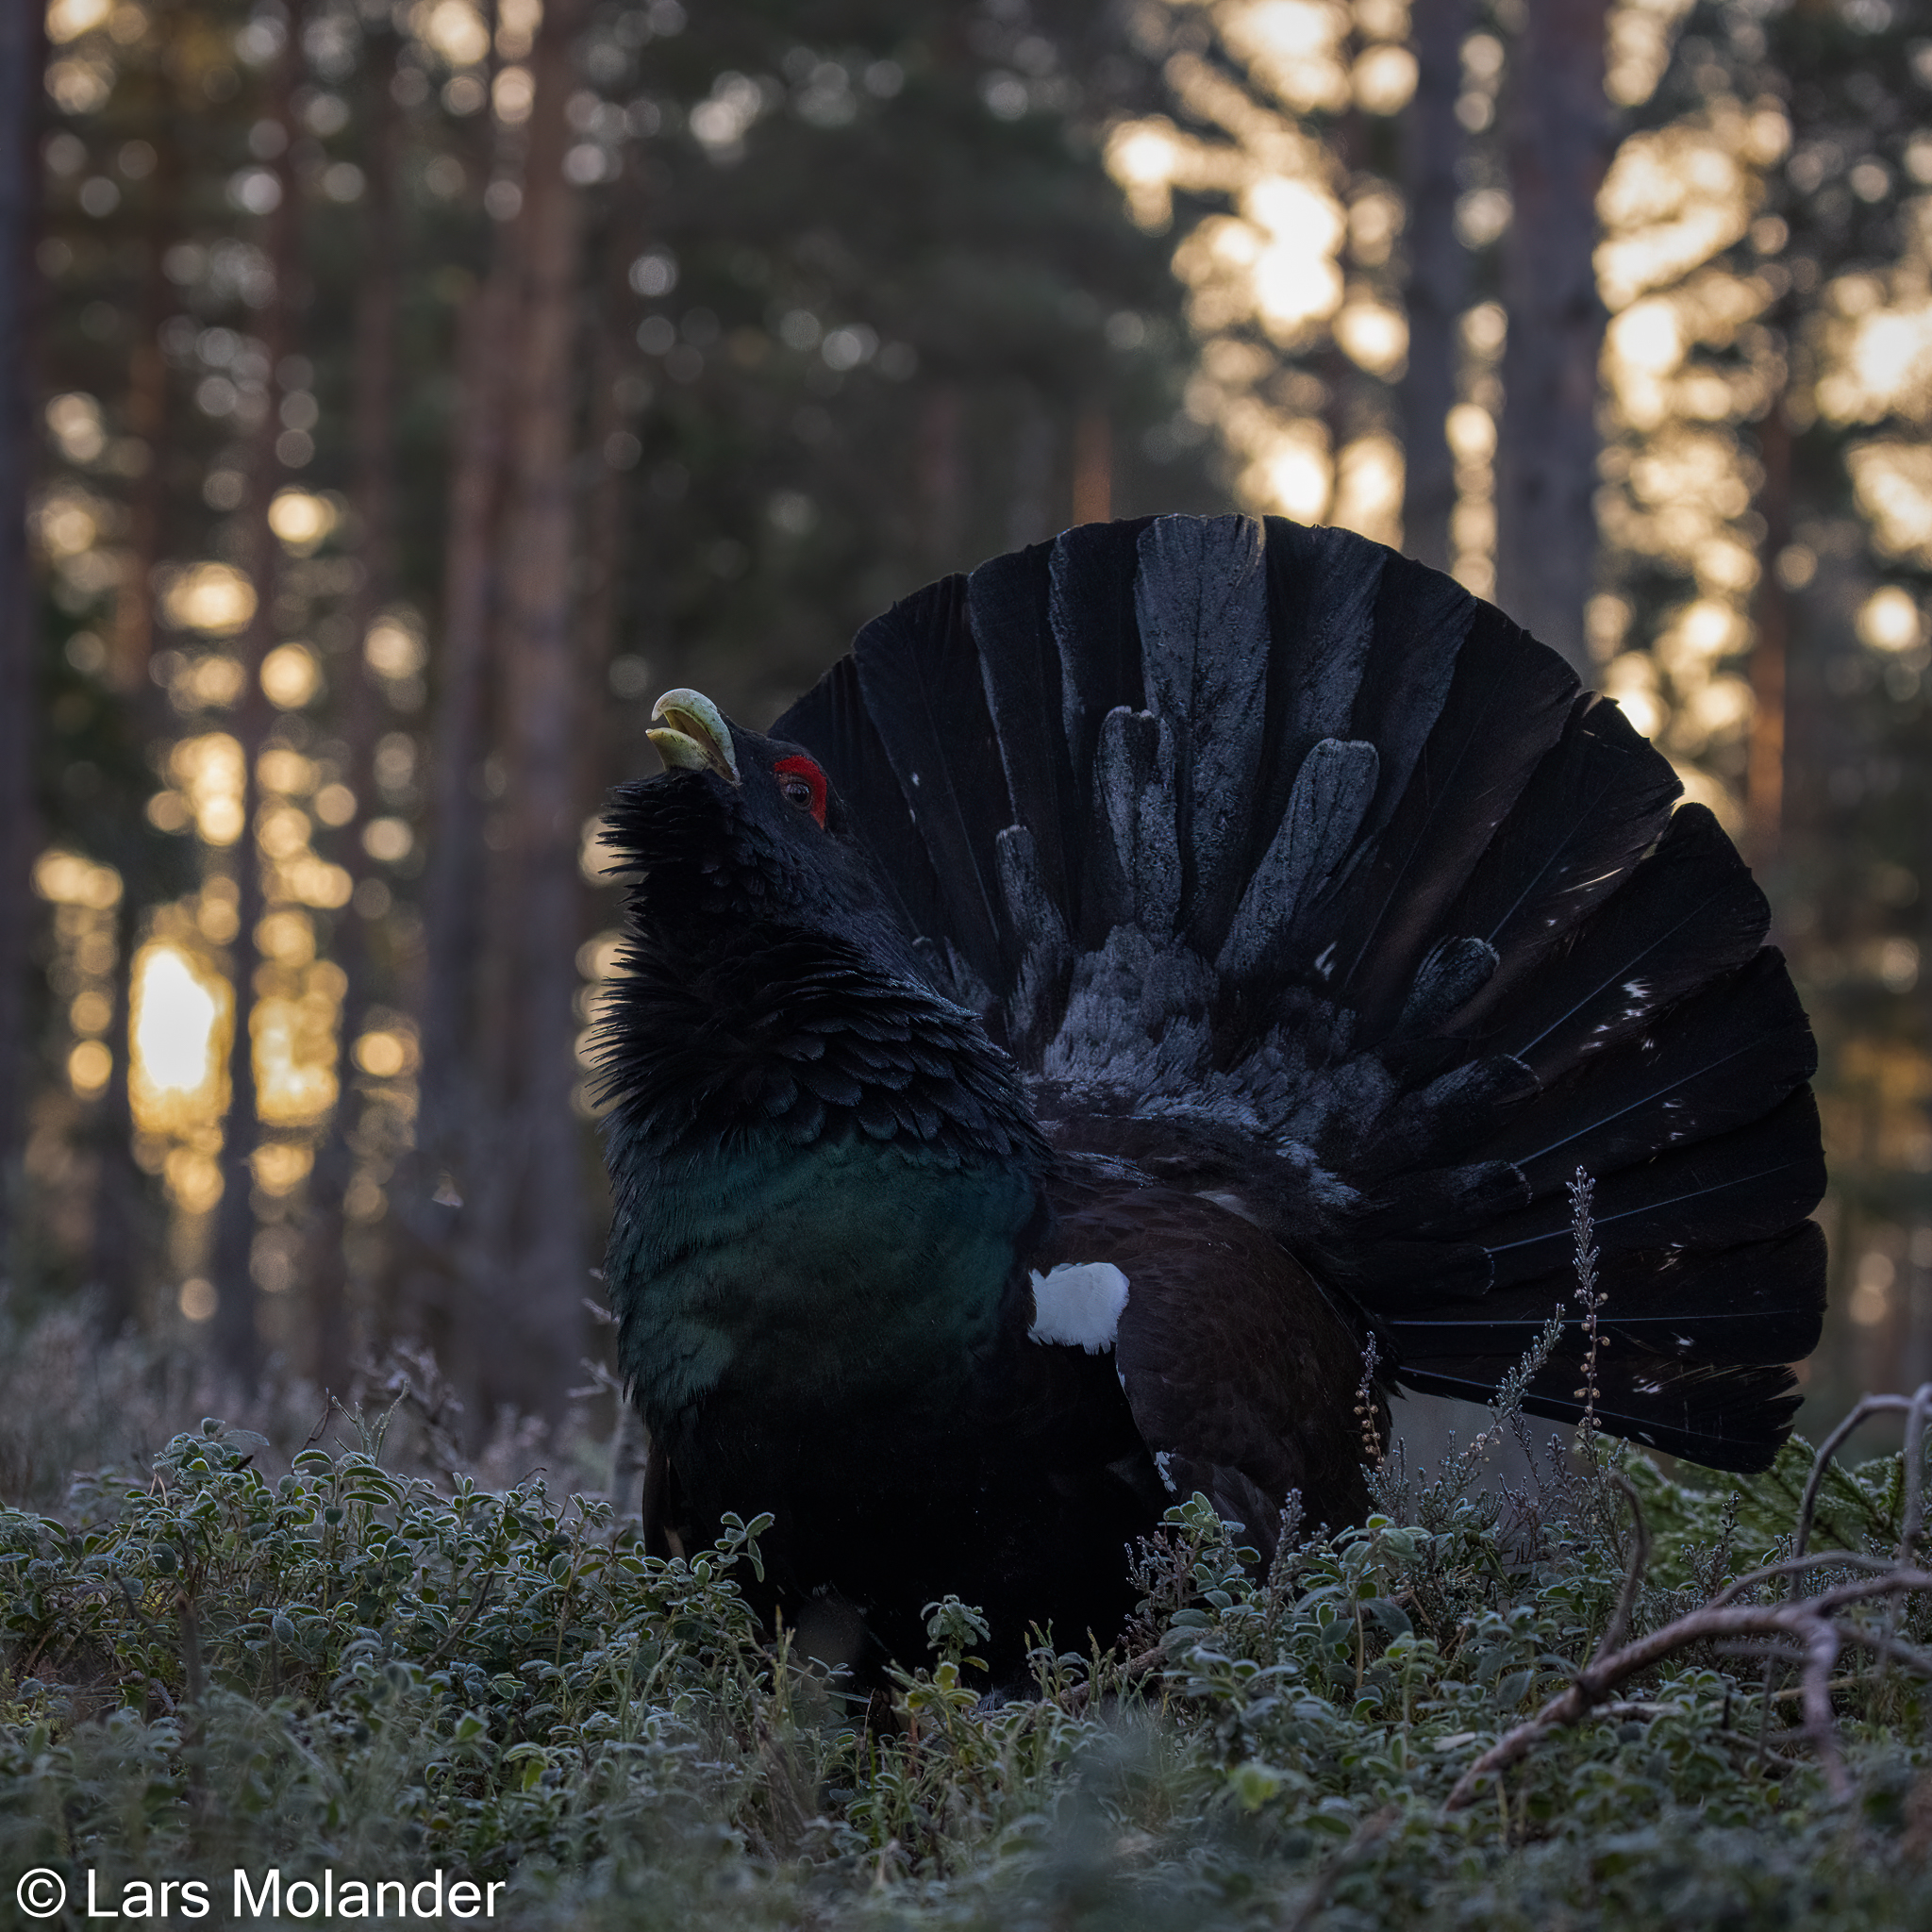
{"left": 1355, "top": 1332, "right": 1386, "bottom": 1467}
{"left": 1568, "top": 1165, "right": 1605, "bottom": 1449}
{"left": 1445, "top": 1381, "right": 1932, "bottom": 1811}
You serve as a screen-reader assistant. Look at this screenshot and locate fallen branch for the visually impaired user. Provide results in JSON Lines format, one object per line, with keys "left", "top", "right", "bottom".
{"left": 1445, "top": 1580, "right": 1932, "bottom": 1809}
{"left": 1446, "top": 1388, "right": 1932, "bottom": 1812}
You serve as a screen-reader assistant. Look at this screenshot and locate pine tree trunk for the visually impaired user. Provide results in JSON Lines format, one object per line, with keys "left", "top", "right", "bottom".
{"left": 418, "top": 4, "right": 524, "bottom": 1180}
{"left": 210, "top": 5, "right": 304, "bottom": 1379}
{"left": 306, "top": 26, "right": 403, "bottom": 1394}
{"left": 489, "top": 0, "right": 589, "bottom": 1419}
{"left": 416, "top": 177, "right": 525, "bottom": 1405}
{"left": 1005, "top": 398, "right": 1053, "bottom": 551}
{"left": 1749, "top": 397, "right": 1790, "bottom": 871}
{"left": 110, "top": 124, "right": 178, "bottom": 699}
{"left": 1400, "top": 0, "right": 1470, "bottom": 574}
{"left": 0, "top": 0, "right": 44, "bottom": 1284}
{"left": 89, "top": 888, "right": 152, "bottom": 1335}
{"left": 576, "top": 244, "right": 633, "bottom": 832}
{"left": 1494, "top": 0, "right": 1607, "bottom": 674}
{"left": 418, "top": 287, "right": 511, "bottom": 1157}
{"left": 91, "top": 93, "right": 181, "bottom": 1331}
{"left": 1320, "top": 75, "right": 1364, "bottom": 529}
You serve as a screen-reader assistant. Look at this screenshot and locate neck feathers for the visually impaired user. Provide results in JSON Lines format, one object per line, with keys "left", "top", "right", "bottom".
{"left": 597, "top": 925, "right": 1049, "bottom": 1170}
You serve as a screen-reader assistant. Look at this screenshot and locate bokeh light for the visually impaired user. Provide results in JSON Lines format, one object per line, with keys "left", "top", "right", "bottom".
{"left": 260, "top": 641, "right": 322, "bottom": 707}
{"left": 365, "top": 616, "right": 427, "bottom": 678}
{"left": 168, "top": 734, "right": 246, "bottom": 844}
{"left": 267, "top": 488, "right": 338, "bottom": 553}
{"left": 1858, "top": 586, "right": 1924, "bottom": 654}
{"left": 129, "top": 942, "right": 230, "bottom": 1143}
{"left": 160, "top": 561, "right": 258, "bottom": 636}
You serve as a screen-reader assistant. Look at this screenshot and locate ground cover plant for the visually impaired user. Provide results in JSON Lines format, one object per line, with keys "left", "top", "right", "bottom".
{"left": 3, "top": 1178, "right": 1931, "bottom": 1932}
{"left": 4, "top": 1389, "right": 1932, "bottom": 1926}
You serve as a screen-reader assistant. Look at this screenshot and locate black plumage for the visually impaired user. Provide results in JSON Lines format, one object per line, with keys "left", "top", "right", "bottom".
{"left": 596, "top": 514, "right": 1826, "bottom": 1681}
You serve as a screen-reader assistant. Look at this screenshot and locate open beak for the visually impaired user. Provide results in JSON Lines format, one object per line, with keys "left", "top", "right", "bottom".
{"left": 647, "top": 689, "right": 741, "bottom": 785}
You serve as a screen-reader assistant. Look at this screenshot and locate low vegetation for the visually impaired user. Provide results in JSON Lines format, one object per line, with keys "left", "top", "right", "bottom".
{"left": 4, "top": 1330, "right": 1932, "bottom": 1931}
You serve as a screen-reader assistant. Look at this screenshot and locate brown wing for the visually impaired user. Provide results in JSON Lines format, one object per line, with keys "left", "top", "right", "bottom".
{"left": 1038, "top": 1152, "right": 1383, "bottom": 1551}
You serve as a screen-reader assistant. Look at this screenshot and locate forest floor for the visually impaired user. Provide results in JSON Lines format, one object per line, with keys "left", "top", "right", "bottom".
{"left": 4, "top": 1300, "right": 1932, "bottom": 1931}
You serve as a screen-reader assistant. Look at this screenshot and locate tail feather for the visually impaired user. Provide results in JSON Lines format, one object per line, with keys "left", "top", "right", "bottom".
{"left": 1307, "top": 606, "right": 1578, "bottom": 1043}
{"left": 1218, "top": 739, "right": 1380, "bottom": 984}
{"left": 1475, "top": 1088, "right": 1826, "bottom": 1285}
{"left": 772, "top": 513, "right": 1826, "bottom": 1472}
{"left": 1435, "top": 695, "right": 1682, "bottom": 1032}
{"left": 1096, "top": 705, "right": 1182, "bottom": 938}
{"left": 850, "top": 575, "right": 1014, "bottom": 993}
{"left": 1049, "top": 519, "right": 1154, "bottom": 812}
{"left": 1486, "top": 804, "right": 1772, "bottom": 1084}
{"left": 1262, "top": 520, "right": 1387, "bottom": 755}
{"left": 1386, "top": 1221, "right": 1827, "bottom": 1366}
{"left": 778, "top": 655, "right": 953, "bottom": 954}
{"left": 1476, "top": 949, "right": 1817, "bottom": 1191}
{"left": 966, "top": 541, "right": 1082, "bottom": 925}
{"left": 1132, "top": 513, "right": 1274, "bottom": 953}
{"left": 1331, "top": 541, "right": 1471, "bottom": 838}
{"left": 1397, "top": 1354, "right": 1804, "bottom": 1472}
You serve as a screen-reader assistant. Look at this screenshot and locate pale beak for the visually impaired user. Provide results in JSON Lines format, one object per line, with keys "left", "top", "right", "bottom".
{"left": 647, "top": 689, "right": 741, "bottom": 785}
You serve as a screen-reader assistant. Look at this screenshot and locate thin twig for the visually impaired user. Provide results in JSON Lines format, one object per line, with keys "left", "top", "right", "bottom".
{"left": 1761, "top": 1383, "right": 1932, "bottom": 1730}
{"left": 1901, "top": 1383, "right": 1932, "bottom": 1562}
{"left": 420, "top": 1571, "right": 499, "bottom": 1668}
{"left": 1793, "top": 1388, "right": 1932, "bottom": 1573}
{"left": 1709, "top": 1550, "right": 1894, "bottom": 1609}
{"left": 1767, "top": 1675, "right": 1861, "bottom": 1702}
{"left": 1800, "top": 1623, "right": 1844, "bottom": 1797}
{"left": 1591, "top": 1474, "right": 1650, "bottom": 1665}
{"left": 1808, "top": 1568, "right": 1932, "bottom": 1615}
{"left": 1826, "top": 1621, "right": 1932, "bottom": 1677}
{"left": 1715, "top": 1639, "right": 1812, "bottom": 1668}
{"left": 298, "top": 1392, "right": 336, "bottom": 1455}
{"left": 1443, "top": 1570, "right": 1932, "bottom": 1810}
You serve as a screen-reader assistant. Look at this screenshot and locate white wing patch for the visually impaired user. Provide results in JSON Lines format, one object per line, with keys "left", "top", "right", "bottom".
{"left": 1027, "top": 1261, "right": 1131, "bottom": 1354}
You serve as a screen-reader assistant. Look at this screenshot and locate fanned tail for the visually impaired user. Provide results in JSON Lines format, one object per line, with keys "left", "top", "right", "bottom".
{"left": 775, "top": 515, "right": 1825, "bottom": 1471}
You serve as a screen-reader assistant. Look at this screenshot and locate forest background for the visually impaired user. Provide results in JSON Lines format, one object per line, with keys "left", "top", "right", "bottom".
{"left": 0, "top": 0, "right": 1927, "bottom": 1473}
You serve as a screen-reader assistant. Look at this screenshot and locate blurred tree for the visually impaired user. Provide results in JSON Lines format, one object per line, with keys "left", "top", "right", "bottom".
{"left": 302, "top": 18, "right": 403, "bottom": 1395}
{"left": 1587, "top": 0, "right": 1932, "bottom": 1424}
{"left": 398, "top": 0, "right": 1224, "bottom": 1419}
{"left": 19, "top": 0, "right": 1923, "bottom": 1450}
{"left": 1494, "top": 0, "right": 1609, "bottom": 675}
{"left": 1097, "top": 0, "right": 1414, "bottom": 549}
{"left": 0, "top": 0, "right": 46, "bottom": 1282}
{"left": 491, "top": 0, "right": 591, "bottom": 1418}
{"left": 1755, "top": 0, "right": 1932, "bottom": 1409}
{"left": 1399, "top": 0, "right": 1471, "bottom": 575}
{"left": 209, "top": 0, "right": 302, "bottom": 1379}
{"left": 13, "top": 0, "right": 1214, "bottom": 1430}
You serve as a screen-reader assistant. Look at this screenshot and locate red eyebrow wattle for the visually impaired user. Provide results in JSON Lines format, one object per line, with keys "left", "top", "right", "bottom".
{"left": 773, "top": 755, "right": 827, "bottom": 827}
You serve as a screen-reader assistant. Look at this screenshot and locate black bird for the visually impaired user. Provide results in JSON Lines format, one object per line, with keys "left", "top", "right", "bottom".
{"left": 596, "top": 513, "right": 1825, "bottom": 1679}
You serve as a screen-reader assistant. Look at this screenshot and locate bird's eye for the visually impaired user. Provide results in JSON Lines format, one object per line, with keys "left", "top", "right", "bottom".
{"left": 772, "top": 754, "right": 828, "bottom": 829}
